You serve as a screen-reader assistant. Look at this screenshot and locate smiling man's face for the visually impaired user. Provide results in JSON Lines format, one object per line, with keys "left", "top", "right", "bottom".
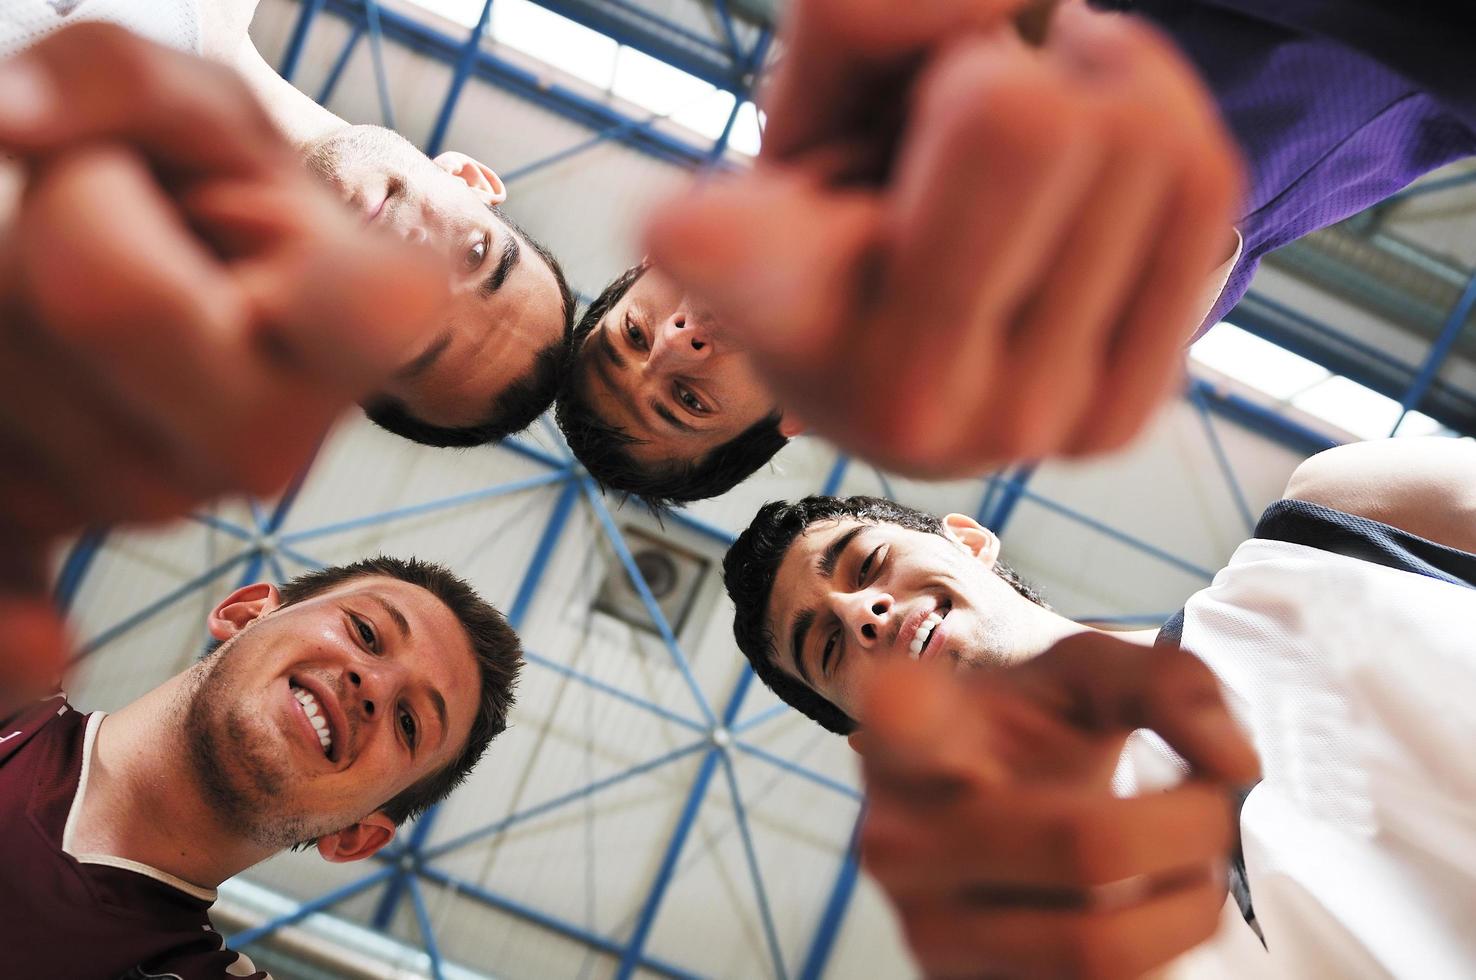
{"left": 576, "top": 268, "right": 787, "bottom": 464}
{"left": 765, "top": 516, "right": 1019, "bottom": 722}
{"left": 304, "top": 124, "right": 566, "bottom": 431}
{"left": 185, "top": 575, "right": 481, "bottom": 849}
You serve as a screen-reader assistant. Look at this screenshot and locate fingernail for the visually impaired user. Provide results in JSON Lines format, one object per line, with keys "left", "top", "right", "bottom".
{"left": 0, "top": 57, "right": 53, "bottom": 128}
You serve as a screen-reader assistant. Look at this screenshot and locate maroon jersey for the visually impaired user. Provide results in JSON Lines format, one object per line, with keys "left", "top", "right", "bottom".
{"left": 0, "top": 696, "right": 271, "bottom": 979}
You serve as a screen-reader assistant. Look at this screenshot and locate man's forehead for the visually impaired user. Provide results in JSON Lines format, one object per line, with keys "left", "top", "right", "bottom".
{"left": 294, "top": 576, "right": 451, "bottom": 631}
{"left": 767, "top": 518, "right": 870, "bottom": 623}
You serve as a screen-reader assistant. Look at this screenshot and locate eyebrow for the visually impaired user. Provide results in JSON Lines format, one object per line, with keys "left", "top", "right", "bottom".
{"left": 479, "top": 231, "right": 521, "bottom": 298}
{"left": 370, "top": 595, "right": 411, "bottom": 642}
{"left": 395, "top": 331, "right": 453, "bottom": 380}
{"left": 653, "top": 401, "right": 696, "bottom": 434}
{"left": 786, "top": 526, "right": 866, "bottom": 685}
{"left": 427, "top": 688, "right": 448, "bottom": 749}
{"left": 598, "top": 321, "right": 627, "bottom": 370}
{"left": 790, "top": 608, "right": 816, "bottom": 685}
{"left": 818, "top": 526, "right": 866, "bottom": 579}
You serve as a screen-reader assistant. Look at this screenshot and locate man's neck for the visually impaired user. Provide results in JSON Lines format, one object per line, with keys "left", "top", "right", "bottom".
{"left": 197, "top": 1, "right": 348, "bottom": 148}
{"left": 229, "top": 34, "right": 350, "bottom": 146}
{"left": 69, "top": 672, "right": 276, "bottom": 890}
{"left": 1014, "top": 601, "right": 1160, "bottom": 663}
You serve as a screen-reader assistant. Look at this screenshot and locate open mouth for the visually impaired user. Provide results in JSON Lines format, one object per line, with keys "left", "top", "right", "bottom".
{"left": 909, "top": 599, "right": 952, "bottom": 660}
{"left": 288, "top": 679, "right": 338, "bottom": 763}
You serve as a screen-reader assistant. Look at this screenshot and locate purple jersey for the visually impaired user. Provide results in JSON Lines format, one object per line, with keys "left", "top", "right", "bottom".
{"left": 1094, "top": 1, "right": 1476, "bottom": 334}
{"left": 0, "top": 696, "right": 271, "bottom": 979}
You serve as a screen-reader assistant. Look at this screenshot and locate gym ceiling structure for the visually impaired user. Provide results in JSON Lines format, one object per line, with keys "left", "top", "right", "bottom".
{"left": 54, "top": 1, "right": 1476, "bottom": 977}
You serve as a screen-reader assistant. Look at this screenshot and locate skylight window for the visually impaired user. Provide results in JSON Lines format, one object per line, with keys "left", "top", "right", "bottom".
{"left": 401, "top": 0, "right": 762, "bottom": 155}
{"left": 610, "top": 46, "right": 744, "bottom": 141}
{"left": 1192, "top": 321, "right": 1455, "bottom": 442}
{"left": 1190, "top": 323, "right": 1330, "bottom": 399}
{"left": 407, "top": 0, "right": 484, "bottom": 29}
{"left": 491, "top": 0, "right": 618, "bottom": 90}
{"left": 730, "top": 100, "right": 764, "bottom": 156}
{"left": 613, "top": 47, "right": 716, "bottom": 117}
{"left": 1289, "top": 376, "right": 1403, "bottom": 441}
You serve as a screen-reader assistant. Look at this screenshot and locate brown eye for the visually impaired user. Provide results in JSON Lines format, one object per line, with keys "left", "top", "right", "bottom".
{"left": 624, "top": 314, "right": 649, "bottom": 352}
{"left": 821, "top": 630, "right": 840, "bottom": 676}
{"left": 675, "top": 384, "right": 709, "bottom": 414}
{"left": 399, "top": 707, "right": 418, "bottom": 748}
{"left": 351, "top": 614, "right": 378, "bottom": 652}
{"left": 466, "top": 236, "right": 488, "bottom": 270}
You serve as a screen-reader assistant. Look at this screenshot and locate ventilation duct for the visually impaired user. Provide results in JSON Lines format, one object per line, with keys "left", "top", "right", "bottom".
{"left": 594, "top": 526, "right": 711, "bottom": 636}
{"left": 1266, "top": 226, "right": 1476, "bottom": 360}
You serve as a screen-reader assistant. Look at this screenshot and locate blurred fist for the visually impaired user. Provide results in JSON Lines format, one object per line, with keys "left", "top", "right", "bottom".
{"left": 856, "top": 633, "right": 1258, "bottom": 978}
{"left": 0, "top": 23, "right": 445, "bottom": 690}
{"left": 646, "top": 2, "right": 1243, "bottom": 477}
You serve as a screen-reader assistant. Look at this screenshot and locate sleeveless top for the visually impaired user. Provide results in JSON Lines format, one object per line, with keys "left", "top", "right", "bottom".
{"left": 0, "top": 0, "right": 203, "bottom": 59}
{"left": 1127, "top": 500, "right": 1476, "bottom": 976}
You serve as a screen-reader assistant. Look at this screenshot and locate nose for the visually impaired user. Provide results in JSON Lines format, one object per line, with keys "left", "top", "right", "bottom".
{"left": 399, "top": 224, "right": 429, "bottom": 245}
{"left": 649, "top": 310, "right": 713, "bottom": 371}
{"left": 346, "top": 662, "right": 401, "bottom": 723}
{"left": 836, "top": 590, "right": 893, "bottom": 648}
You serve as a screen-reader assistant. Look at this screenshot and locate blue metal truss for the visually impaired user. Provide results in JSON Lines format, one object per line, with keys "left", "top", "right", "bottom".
{"left": 52, "top": 0, "right": 1475, "bottom": 976}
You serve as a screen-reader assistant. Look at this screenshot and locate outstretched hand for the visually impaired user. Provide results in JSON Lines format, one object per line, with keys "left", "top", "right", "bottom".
{"left": 645, "top": 0, "right": 1242, "bottom": 477}
{"left": 855, "top": 632, "right": 1258, "bottom": 978}
{"left": 0, "top": 23, "right": 446, "bottom": 692}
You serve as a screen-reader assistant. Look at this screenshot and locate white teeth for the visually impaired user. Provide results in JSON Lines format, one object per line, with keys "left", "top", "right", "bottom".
{"left": 908, "top": 610, "right": 946, "bottom": 659}
{"left": 292, "top": 685, "right": 333, "bottom": 757}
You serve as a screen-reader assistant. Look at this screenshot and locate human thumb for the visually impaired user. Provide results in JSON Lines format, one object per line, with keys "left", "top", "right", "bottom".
{"left": 643, "top": 168, "right": 881, "bottom": 364}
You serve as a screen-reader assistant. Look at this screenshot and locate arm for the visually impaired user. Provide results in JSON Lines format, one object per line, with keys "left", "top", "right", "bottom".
{"left": 1284, "top": 438, "right": 1476, "bottom": 553}
{"left": 0, "top": 24, "right": 442, "bottom": 692}
{"left": 228, "top": 34, "right": 347, "bottom": 145}
{"left": 644, "top": 0, "right": 1243, "bottom": 478}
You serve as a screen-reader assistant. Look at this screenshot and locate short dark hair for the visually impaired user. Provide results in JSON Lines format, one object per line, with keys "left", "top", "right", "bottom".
{"left": 277, "top": 556, "right": 521, "bottom": 824}
{"left": 724, "top": 496, "right": 1045, "bottom": 735}
{"left": 554, "top": 263, "right": 788, "bottom": 511}
{"left": 365, "top": 211, "right": 575, "bottom": 448}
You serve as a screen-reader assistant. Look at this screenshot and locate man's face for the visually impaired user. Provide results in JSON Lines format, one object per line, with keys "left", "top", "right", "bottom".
{"left": 184, "top": 575, "right": 481, "bottom": 848}
{"left": 577, "top": 268, "right": 785, "bottom": 464}
{"left": 766, "top": 517, "right": 1013, "bottom": 722}
{"left": 304, "top": 125, "right": 565, "bottom": 428}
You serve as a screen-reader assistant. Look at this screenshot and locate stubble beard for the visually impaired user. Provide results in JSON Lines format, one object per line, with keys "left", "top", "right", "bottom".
{"left": 302, "top": 124, "right": 434, "bottom": 199}
{"left": 180, "top": 639, "right": 322, "bottom": 851}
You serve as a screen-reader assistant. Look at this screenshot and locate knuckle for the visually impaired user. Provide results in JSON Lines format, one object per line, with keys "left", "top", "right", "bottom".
{"left": 1181, "top": 144, "right": 1242, "bottom": 216}
{"left": 1188, "top": 891, "right": 1225, "bottom": 946}
{"left": 897, "top": 905, "right": 937, "bottom": 951}
{"left": 858, "top": 826, "right": 909, "bottom": 877}
{"left": 927, "top": 62, "right": 1080, "bottom": 163}
{"left": 1045, "top": 810, "right": 1117, "bottom": 885}
{"left": 59, "top": 19, "right": 136, "bottom": 54}
{"left": 1107, "top": 103, "right": 1182, "bottom": 159}
{"left": 1068, "top": 923, "right": 1132, "bottom": 980}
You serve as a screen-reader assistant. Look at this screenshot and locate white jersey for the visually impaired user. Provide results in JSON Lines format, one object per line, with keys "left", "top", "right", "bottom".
{"left": 0, "top": 0, "right": 201, "bottom": 59}
{"left": 1123, "top": 500, "right": 1476, "bottom": 978}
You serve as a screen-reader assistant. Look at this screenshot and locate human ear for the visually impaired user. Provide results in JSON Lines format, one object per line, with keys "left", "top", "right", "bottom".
{"left": 433, "top": 151, "right": 507, "bottom": 205}
{"left": 207, "top": 583, "right": 282, "bottom": 642}
{"left": 316, "top": 812, "right": 397, "bottom": 863}
{"left": 778, "top": 410, "right": 807, "bottom": 438}
{"left": 847, "top": 732, "right": 867, "bottom": 756}
{"left": 941, "top": 513, "right": 1000, "bottom": 568}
